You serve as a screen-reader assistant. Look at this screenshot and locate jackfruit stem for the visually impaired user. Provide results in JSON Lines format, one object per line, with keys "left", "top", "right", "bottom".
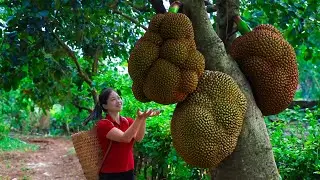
{"left": 233, "top": 16, "right": 252, "bottom": 35}
{"left": 168, "top": 1, "right": 182, "bottom": 13}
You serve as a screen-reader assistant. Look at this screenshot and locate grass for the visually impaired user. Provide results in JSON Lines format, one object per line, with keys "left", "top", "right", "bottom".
{"left": 67, "top": 147, "right": 76, "bottom": 155}
{"left": 0, "top": 136, "right": 39, "bottom": 152}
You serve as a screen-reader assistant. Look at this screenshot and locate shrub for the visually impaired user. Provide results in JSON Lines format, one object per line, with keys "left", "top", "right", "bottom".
{"left": 0, "top": 121, "right": 10, "bottom": 140}
{"left": 266, "top": 107, "right": 320, "bottom": 180}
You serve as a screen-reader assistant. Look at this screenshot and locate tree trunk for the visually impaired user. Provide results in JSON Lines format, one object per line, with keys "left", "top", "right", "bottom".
{"left": 181, "top": 0, "right": 280, "bottom": 179}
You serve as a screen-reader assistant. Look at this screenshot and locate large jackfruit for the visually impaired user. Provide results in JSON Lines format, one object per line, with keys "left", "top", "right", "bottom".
{"left": 128, "top": 12, "right": 205, "bottom": 104}
{"left": 229, "top": 24, "right": 298, "bottom": 115}
{"left": 171, "top": 70, "right": 247, "bottom": 168}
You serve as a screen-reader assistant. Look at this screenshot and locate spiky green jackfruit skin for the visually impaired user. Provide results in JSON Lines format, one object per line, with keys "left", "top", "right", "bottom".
{"left": 141, "top": 31, "right": 163, "bottom": 46}
{"left": 128, "top": 13, "right": 205, "bottom": 105}
{"left": 160, "top": 13, "right": 194, "bottom": 40}
{"left": 143, "top": 59, "right": 186, "bottom": 104}
{"left": 148, "top": 14, "right": 165, "bottom": 33}
{"left": 171, "top": 70, "right": 247, "bottom": 168}
{"left": 229, "top": 24, "right": 298, "bottom": 115}
{"left": 132, "top": 80, "right": 150, "bottom": 103}
{"left": 128, "top": 40, "right": 159, "bottom": 82}
{"left": 253, "top": 24, "right": 282, "bottom": 36}
{"left": 160, "top": 39, "right": 189, "bottom": 66}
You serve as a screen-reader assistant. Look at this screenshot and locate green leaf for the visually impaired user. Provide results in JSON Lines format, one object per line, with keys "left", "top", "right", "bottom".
{"left": 54, "top": 0, "right": 61, "bottom": 9}
{"left": 304, "top": 47, "right": 313, "bottom": 61}
{"left": 27, "top": 36, "right": 34, "bottom": 43}
{"left": 3, "top": 44, "right": 10, "bottom": 50}
{"left": 22, "top": 0, "right": 31, "bottom": 8}
{"left": 37, "top": 10, "right": 49, "bottom": 17}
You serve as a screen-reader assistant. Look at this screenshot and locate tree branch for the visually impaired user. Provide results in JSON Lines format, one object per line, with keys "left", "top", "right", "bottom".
{"left": 216, "top": 0, "right": 239, "bottom": 51}
{"left": 72, "top": 101, "right": 93, "bottom": 113}
{"left": 91, "top": 47, "right": 100, "bottom": 76}
{"left": 52, "top": 32, "right": 93, "bottom": 86}
{"left": 207, "top": 4, "right": 217, "bottom": 12}
{"left": 204, "top": 0, "right": 218, "bottom": 12}
{"left": 113, "top": 9, "right": 148, "bottom": 31}
{"left": 126, "top": 1, "right": 151, "bottom": 12}
{"left": 91, "top": 48, "right": 100, "bottom": 104}
{"left": 149, "top": 0, "right": 166, "bottom": 14}
{"left": 288, "top": 100, "right": 319, "bottom": 109}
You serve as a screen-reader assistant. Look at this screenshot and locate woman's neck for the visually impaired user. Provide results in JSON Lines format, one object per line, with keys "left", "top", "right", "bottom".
{"left": 108, "top": 112, "right": 120, "bottom": 124}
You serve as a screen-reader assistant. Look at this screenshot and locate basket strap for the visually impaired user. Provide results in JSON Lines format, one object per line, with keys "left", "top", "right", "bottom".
{"left": 99, "top": 121, "right": 114, "bottom": 172}
{"left": 99, "top": 140, "right": 112, "bottom": 172}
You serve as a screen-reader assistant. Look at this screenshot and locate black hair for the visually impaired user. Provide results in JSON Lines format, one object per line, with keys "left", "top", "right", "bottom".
{"left": 83, "top": 88, "right": 115, "bottom": 126}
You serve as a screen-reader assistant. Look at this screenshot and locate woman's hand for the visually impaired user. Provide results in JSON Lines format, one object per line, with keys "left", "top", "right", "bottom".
{"left": 136, "top": 109, "right": 161, "bottom": 121}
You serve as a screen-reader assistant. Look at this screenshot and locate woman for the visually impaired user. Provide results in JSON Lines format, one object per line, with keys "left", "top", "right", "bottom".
{"left": 84, "top": 88, "right": 160, "bottom": 180}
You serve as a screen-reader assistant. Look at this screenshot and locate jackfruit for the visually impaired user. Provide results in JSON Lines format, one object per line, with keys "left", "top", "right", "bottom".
{"left": 253, "top": 24, "right": 282, "bottom": 36}
{"left": 128, "top": 12, "right": 205, "bottom": 105}
{"left": 183, "top": 38, "right": 197, "bottom": 50}
{"left": 160, "top": 13, "right": 194, "bottom": 40}
{"left": 141, "top": 31, "right": 163, "bottom": 46}
{"left": 184, "top": 50, "right": 205, "bottom": 76}
{"left": 230, "top": 24, "right": 298, "bottom": 115}
{"left": 171, "top": 70, "right": 247, "bottom": 168}
{"left": 148, "top": 14, "right": 165, "bottom": 33}
{"left": 143, "top": 59, "right": 186, "bottom": 104}
{"left": 132, "top": 80, "right": 150, "bottom": 103}
{"left": 128, "top": 40, "right": 159, "bottom": 82}
{"left": 160, "top": 39, "right": 189, "bottom": 66}
{"left": 178, "top": 70, "right": 199, "bottom": 93}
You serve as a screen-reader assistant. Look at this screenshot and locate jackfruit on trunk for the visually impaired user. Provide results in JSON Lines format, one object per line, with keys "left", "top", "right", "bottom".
{"left": 171, "top": 70, "right": 247, "bottom": 168}
{"left": 128, "top": 9, "right": 205, "bottom": 104}
{"left": 229, "top": 24, "right": 298, "bottom": 116}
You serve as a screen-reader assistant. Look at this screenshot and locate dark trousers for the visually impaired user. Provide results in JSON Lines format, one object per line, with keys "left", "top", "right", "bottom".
{"left": 99, "top": 170, "right": 134, "bottom": 180}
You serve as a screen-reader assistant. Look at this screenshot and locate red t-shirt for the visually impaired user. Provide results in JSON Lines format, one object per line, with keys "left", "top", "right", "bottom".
{"left": 96, "top": 114, "right": 135, "bottom": 173}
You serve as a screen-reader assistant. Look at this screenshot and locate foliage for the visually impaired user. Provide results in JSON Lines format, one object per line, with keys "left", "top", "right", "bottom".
{"left": 0, "top": 121, "right": 10, "bottom": 140}
{"left": 50, "top": 104, "right": 88, "bottom": 135}
{"left": 0, "top": 0, "right": 153, "bottom": 109}
{"left": 265, "top": 106, "right": 320, "bottom": 179}
{"left": 0, "top": 136, "right": 39, "bottom": 152}
{"left": 0, "top": 88, "right": 36, "bottom": 134}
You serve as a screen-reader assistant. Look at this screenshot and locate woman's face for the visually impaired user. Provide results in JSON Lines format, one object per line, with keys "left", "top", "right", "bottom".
{"left": 105, "top": 91, "right": 123, "bottom": 113}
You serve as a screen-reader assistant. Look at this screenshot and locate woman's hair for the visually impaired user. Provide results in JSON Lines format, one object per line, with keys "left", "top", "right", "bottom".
{"left": 83, "top": 88, "right": 114, "bottom": 126}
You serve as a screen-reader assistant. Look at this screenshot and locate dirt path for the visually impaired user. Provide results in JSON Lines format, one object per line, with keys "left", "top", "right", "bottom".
{"left": 0, "top": 136, "right": 85, "bottom": 180}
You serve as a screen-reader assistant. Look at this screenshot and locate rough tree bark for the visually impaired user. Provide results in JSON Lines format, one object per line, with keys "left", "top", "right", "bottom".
{"left": 180, "top": 0, "right": 280, "bottom": 179}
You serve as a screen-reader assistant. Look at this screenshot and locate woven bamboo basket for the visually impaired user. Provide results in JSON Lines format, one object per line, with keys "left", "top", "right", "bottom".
{"left": 71, "top": 127, "right": 102, "bottom": 180}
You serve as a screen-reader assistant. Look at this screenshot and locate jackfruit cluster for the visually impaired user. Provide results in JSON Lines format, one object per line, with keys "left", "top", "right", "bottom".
{"left": 171, "top": 70, "right": 247, "bottom": 168}
{"left": 128, "top": 13, "right": 205, "bottom": 104}
{"left": 229, "top": 24, "right": 298, "bottom": 115}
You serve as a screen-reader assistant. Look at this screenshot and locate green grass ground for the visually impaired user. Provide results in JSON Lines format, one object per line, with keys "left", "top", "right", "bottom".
{"left": 0, "top": 136, "right": 39, "bottom": 152}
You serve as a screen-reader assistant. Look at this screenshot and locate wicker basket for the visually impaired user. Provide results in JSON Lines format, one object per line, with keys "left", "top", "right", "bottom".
{"left": 72, "top": 127, "right": 102, "bottom": 180}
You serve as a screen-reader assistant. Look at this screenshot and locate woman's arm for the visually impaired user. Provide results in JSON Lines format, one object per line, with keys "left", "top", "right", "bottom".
{"left": 106, "top": 109, "right": 160, "bottom": 143}
{"left": 135, "top": 110, "right": 160, "bottom": 142}
{"left": 106, "top": 118, "right": 144, "bottom": 143}
{"left": 134, "top": 120, "right": 146, "bottom": 142}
